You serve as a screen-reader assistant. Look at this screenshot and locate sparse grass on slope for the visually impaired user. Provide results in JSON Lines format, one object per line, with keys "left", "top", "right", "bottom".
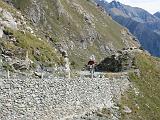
{"left": 1, "top": 28, "right": 60, "bottom": 67}
{"left": 0, "top": 0, "right": 17, "bottom": 14}
{"left": 12, "top": 0, "right": 31, "bottom": 11}
{"left": 76, "top": 0, "right": 124, "bottom": 48}
{"left": 6, "top": 0, "right": 139, "bottom": 69}
{"left": 121, "top": 53, "right": 160, "bottom": 120}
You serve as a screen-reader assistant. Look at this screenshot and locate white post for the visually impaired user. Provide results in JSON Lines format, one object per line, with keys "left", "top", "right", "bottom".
{"left": 0, "top": 58, "right": 2, "bottom": 70}
{"left": 91, "top": 67, "right": 94, "bottom": 79}
{"left": 64, "top": 57, "right": 70, "bottom": 79}
{"left": 68, "top": 70, "right": 71, "bottom": 79}
{"left": 7, "top": 70, "right": 10, "bottom": 79}
{"left": 41, "top": 72, "right": 44, "bottom": 79}
{"left": 25, "top": 51, "right": 30, "bottom": 70}
{"left": 91, "top": 72, "right": 93, "bottom": 79}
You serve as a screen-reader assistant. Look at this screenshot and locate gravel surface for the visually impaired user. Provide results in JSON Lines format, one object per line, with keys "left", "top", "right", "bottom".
{"left": 0, "top": 74, "right": 130, "bottom": 120}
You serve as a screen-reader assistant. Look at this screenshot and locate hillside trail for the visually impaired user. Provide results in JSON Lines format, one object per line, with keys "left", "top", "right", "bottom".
{"left": 78, "top": 70, "right": 129, "bottom": 80}
{"left": 0, "top": 50, "right": 141, "bottom": 120}
{"left": 77, "top": 48, "right": 143, "bottom": 79}
{"left": 0, "top": 72, "right": 130, "bottom": 120}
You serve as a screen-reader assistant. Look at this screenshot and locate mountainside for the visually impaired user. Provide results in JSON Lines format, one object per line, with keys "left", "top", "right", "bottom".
{"left": 110, "top": 15, "right": 160, "bottom": 56}
{"left": 94, "top": 0, "right": 160, "bottom": 57}
{"left": 154, "top": 12, "right": 160, "bottom": 18}
{"left": 0, "top": 0, "right": 139, "bottom": 70}
{"left": 1, "top": 0, "right": 160, "bottom": 120}
{"left": 122, "top": 52, "right": 160, "bottom": 120}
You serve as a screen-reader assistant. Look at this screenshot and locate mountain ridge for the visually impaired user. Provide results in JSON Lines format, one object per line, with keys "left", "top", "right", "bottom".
{"left": 94, "top": 0, "right": 160, "bottom": 57}
{"left": 154, "top": 11, "right": 160, "bottom": 19}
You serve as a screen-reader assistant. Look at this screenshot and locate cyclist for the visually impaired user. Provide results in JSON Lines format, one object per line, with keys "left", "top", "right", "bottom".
{"left": 87, "top": 55, "right": 96, "bottom": 78}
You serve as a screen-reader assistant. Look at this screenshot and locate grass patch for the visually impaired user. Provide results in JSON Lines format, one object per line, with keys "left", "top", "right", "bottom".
{"left": 2, "top": 28, "right": 60, "bottom": 66}
{"left": 121, "top": 53, "right": 160, "bottom": 120}
{"left": 0, "top": 0, "right": 17, "bottom": 14}
{"left": 11, "top": 0, "right": 31, "bottom": 11}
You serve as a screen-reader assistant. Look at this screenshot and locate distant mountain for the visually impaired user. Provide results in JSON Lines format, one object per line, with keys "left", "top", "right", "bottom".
{"left": 154, "top": 12, "right": 160, "bottom": 19}
{"left": 94, "top": 0, "right": 160, "bottom": 57}
{"left": 107, "top": 1, "right": 159, "bottom": 23}
{"left": 93, "top": 0, "right": 108, "bottom": 5}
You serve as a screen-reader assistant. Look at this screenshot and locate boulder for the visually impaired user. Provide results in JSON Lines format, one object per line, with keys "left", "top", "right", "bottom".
{"left": 12, "top": 60, "right": 31, "bottom": 70}
{"left": 96, "top": 50, "right": 134, "bottom": 72}
{"left": 123, "top": 106, "right": 132, "bottom": 114}
{"left": 0, "top": 9, "right": 17, "bottom": 30}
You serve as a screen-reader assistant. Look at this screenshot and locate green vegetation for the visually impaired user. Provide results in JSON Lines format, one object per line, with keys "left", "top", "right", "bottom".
{"left": 1, "top": 28, "right": 60, "bottom": 66}
{"left": 121, "top": 53, "right": 160, "bottom": 120}
{"left": 96, "top": 108, "right": 111, "bottom": 118}
{"left": 12, "top": 0, "right": 31, "bottom": 11}
{"left": 77, "top": 0, "right": 124, "bottom": 48}
{"left": 0, "top": 0, "right": 17, "bottom": 14}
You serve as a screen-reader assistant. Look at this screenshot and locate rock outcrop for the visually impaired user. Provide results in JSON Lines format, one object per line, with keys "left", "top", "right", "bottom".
{"left": 0, "top": 8, "right": 18, "bottom": 30}
{"left": 96, "top": 49, "right": 136, "bottom": 72}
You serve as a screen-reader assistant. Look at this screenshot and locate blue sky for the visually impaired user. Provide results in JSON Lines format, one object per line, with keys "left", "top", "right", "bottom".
{"left": 106, "top": 0, "right": 160, "bottom": 14}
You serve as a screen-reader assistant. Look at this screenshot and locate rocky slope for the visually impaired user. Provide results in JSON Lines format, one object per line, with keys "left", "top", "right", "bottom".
{"left": 0, "top": 0, "right": 61, "bottom": 73}
{"left": 0, "top": 0, "right": 160, "bottom": 120}
{"left": 122, "top": 52, "right": 160, "bottom": 120}
{"left": 1, "top": 0, "right": 139, "bottom": 69}
{"left": 1, "top": 50, "right": 160, "bottom": 120}
{"left": 94, "top": 0, "right": 160, "bottom": 57}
